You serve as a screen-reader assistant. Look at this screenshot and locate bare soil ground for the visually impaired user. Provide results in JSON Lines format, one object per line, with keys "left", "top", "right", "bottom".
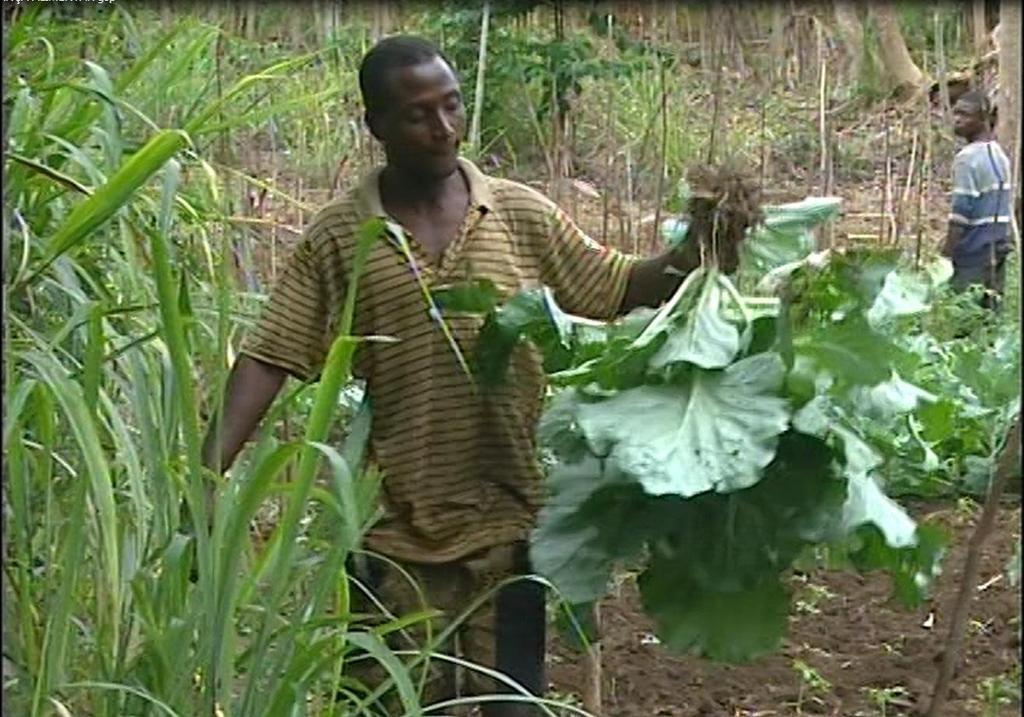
{"left": 547, "top": 501, "right": 1022, "bottom": 717}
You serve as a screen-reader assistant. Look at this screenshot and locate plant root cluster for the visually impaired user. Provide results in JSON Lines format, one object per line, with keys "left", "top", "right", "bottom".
{"left": 686, "top": 163, "right": 764, "bottom": 268}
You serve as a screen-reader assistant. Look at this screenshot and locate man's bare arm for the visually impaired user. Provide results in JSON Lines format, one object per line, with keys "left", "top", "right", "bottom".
{"left": 941, "top": 223, "right": 966, "bottom": 258}
{"left": 619, "top": 245, "right": 702, "bottom": 313}
{"left": 201, "top": 355, "right": 288, "bottom": 473}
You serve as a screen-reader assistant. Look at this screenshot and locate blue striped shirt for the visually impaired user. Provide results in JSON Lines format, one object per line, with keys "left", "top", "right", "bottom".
{"left": 948, "top": 140, "right": 1012, "bottom": 266}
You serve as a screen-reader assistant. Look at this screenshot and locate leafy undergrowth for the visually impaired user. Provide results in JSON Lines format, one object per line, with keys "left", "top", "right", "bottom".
{"left": 439, "top": 196, "right": 1020, "bottom": 664}
{"left": 546, "top": 499, "right": 1022, "bottom": 717}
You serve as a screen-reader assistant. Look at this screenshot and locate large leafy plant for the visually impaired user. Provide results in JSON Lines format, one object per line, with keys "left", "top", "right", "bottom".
{"left": 439, "top": 236, "right": 949, "bottom": 662}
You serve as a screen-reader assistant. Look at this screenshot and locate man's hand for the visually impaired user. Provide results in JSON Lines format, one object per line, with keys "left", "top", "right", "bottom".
{"left": 619, "top": 230, "right": 745, "bottom": 313}
{"left": 201, "top": 355, "right": 288, "bottom": 475}
{"left": 184, "top": 355, "right": 288, "bottom": 536}
{"left": 942, "top": 223, "right": 965, "bottom": 259}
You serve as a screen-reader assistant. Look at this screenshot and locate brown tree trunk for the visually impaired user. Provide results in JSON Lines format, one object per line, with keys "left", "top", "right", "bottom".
{"left": 244, "top": 1, "right": 258, "bottom": 42}
{"left": 289, "top": 9, "right": 305, "bottom": 49}
{"left": 972, "top": 0, "right": 989, "bottom": 55}
{"left": 997, "top": 1, "right": 1021, "bottom": 163}
{"left": 870, "top": 0, "right": 927, "bottom": 94}
{"left": 769, "top": 0, "right": 787, "bottom": 81}
{"left": 833, "top": 0, "right": 864, "bottom": 94}
{"left": 997, "top": 0, "right": 1022, "bottom": 230}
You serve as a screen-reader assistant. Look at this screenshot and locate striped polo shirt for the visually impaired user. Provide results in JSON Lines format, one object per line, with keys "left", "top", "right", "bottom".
{"left": 949, "top": 140, "right": 1013, "bottom": 266}
{"left": 241, "top": 158, "right": 634, "bottom": 563}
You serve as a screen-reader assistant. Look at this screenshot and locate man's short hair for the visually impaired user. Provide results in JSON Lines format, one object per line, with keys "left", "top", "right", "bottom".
{"left": 358, "top": 35, "right": 453, "bottom": 114}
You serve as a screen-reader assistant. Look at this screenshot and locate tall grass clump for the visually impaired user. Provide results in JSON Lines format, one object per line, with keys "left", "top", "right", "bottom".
{"left": 1, "top": 7, "right": 443, "bottom": 716}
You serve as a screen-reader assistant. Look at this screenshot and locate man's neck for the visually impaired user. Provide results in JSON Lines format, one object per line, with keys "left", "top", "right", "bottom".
{"left": 967, "top": 130, "right": 994, "bottom": 144}
{"left": 379, "top": 164, "right": 466, "bottom": 211}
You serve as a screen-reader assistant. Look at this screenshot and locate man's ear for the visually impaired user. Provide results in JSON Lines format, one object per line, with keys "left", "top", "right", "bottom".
{"left": 365, "top": 110, "right": 384, "bottom": 142}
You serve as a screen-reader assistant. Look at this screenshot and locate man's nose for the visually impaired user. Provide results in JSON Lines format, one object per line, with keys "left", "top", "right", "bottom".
{"left": 433, "top": 111, "right": 455, "bottom": 139}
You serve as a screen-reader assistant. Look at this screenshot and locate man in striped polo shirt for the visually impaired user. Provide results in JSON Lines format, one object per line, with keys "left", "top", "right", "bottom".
{"left": 941, "top": 89, "right": 1014, "bottom": 309}
{"left": 201, "top": 36, "right": 738, "bottom": 715}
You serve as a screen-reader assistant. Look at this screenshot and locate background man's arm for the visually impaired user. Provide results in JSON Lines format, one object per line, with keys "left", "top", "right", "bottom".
{"left": 945, "top": 153, "right": 976, "bottom": 259}
{"left": 941, "top": 223, "right": 966, "bottom": 258}
{"left": 201, "top": 355, "right": 288, "bottom": 473}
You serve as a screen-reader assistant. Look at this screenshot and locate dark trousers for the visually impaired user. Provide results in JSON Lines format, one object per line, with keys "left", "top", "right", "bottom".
{"left": 348, "top": 542, "right": 547, "bottom": 716}
{"left": 951, "top": 251, "right": 1009, "bottom": 310}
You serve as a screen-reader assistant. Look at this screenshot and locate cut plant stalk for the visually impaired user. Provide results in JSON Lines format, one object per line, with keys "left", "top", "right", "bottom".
{"left": 927, "top": 418, "right": 1021, "bottom": 717}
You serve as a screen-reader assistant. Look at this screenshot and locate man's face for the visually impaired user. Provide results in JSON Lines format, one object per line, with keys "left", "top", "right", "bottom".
{"left": 367, "top": 56, "right": 466, "bottom": 179}
{"left": 952, "top": 99, "right": 986, "bottom": 140}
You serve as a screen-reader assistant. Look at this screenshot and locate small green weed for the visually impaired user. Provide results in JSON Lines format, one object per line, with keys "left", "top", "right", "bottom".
{"left": 862, "top": 685, "right": 910, "bottom": 717}
{"left": 977, "top": 670, "right": 1021, "bottom": 716}
{"left": 792, "top": 659, "right": 832, "bottom": 714}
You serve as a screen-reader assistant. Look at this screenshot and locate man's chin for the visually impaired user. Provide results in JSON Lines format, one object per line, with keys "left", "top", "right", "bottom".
{"left": 400, "top": 156, "right": 459, "bottom": 181}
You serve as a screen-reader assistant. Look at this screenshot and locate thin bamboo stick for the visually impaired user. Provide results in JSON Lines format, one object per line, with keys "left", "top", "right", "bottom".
{"left": 897, "top": 128, "right": 919, "bottom": 248}
{"left": 651, "top": 61, "right": 669, "bottom": 253}
{"left": 468, "top": 0, "right": 491, "bottom": 158}
{"left": 582, "top": 603, "right": 603, "bottom": 716}
{"left": 601, "top": 12, "right": 615, "bottom": 245}
{"left": 880, "top": 117, "right": 891, "bottom": 245}
{"left": 626, "top": 145, "right": 636, "bottom": 255}
{"left": 817, "top": 19, "right": 827, "bottom": 194}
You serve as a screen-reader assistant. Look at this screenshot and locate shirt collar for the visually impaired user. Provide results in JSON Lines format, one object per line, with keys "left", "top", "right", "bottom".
{"left": 357, "top": 156, "right": 495, "bottom": 218}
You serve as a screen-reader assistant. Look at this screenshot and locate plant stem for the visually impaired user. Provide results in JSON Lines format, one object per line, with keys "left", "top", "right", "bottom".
{"left": 927, "top": 418, "right": 1021, "bottom": 717}
{"left": 651, "top": 60, "right": 668, "bottom": 253}
{"left": 468, "top": 0, "right": 490, "bottom": 158}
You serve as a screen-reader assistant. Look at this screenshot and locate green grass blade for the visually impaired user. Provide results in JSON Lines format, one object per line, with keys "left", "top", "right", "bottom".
{"left": 183, "top": 51, "right": 324, "bottom": 137}
{"left": 134, "top": 159, "right": 217, "bottom": 709}
{"left": 59, "top": 681, "right": 183, "bottom": 717}
{"left": 22, "top": 350, "right": 121, "bottom": 654}
{"left": 345, "top": 632, "right": 423, "bottom": 717}
{"left": 5, "top": 154, "right": 93, "bottom": 197}
{"left": 239, "top": 218, "right": 384, "bottom": 714}
{"left": 23, "top": 129, "right": 189, "bottom": 285}
{"left": 213, "top": 443, "right": 302, "bottom": 707}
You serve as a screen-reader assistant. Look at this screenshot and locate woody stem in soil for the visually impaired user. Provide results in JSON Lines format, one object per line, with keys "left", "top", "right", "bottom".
{"left": 926, "top": 417, "right": 1021, "bottom": 717}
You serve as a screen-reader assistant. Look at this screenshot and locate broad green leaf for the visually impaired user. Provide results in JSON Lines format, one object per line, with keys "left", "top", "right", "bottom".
{"left": 634, "top": 432, "right": 845, "bottom": 592}
{"left": 866, "top": 268, "right": 931, "bottom": 328}
{"left": 530, "top": 457, "right": 650, "bottom": 603}
{"left": 792, "top": 396, "right": 882, "bottom": 480}
{"left": 649, "top": 271, "right": 740, "bottom": 370}
{"left": 741, "top": 197, "right": 842, "bottom": 277}
{"left": 432, "top": 277, "right": 503, "bottom": 314}
{"left": 622, "top": 433, "right": 844, "bottom": 661}
{"left": 794, "top": 316, "right": 902, "bottom": 389}
{"left": 574, "top": 353, "right": 790, "bottom": 496}
{"left": 961, "top": 454, "right": 995, "bottom": 495}
{"left": 639, "top": 569, "right": 790, "bottom": 662}
{"left": 841, "top": 522, "right": 946, "bottom": 607}
{"left": 474, "top": 287, "right": 574, "bottom": 385}
{"left": 917, "top": 398, "right": 957, "bottom": 442}
{"left": 537, "top": 389, "right": 592, "bottom": 464}
{"left": 632, "top": 266, "right": 705, "bottom": 348}
{"left": 840, "top": 474, "right": 916, "bottom": 549}
{"left": 850, "top": 372, "right": 936, "bottom": 421}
